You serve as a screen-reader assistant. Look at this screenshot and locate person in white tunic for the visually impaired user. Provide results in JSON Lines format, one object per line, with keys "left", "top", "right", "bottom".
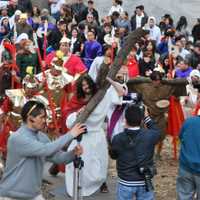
{"left": 181, "top": 69, "right": 200, "bottom": 118}
{"left": 65, "top": 77, "right": 125, "bottom": 196}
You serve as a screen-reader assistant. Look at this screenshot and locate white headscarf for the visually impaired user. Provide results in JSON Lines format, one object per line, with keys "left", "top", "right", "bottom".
{"left": 9, "top": 10, "right": 22, "bottom": 29}
{"left": 187, "top": 69, "right": 200, "bottom": 84}
{"left": 147, "top": 16, "right": 156, "bottom": 27}
{"left": 15, "top": 33, "right": 29, "bottom": 44}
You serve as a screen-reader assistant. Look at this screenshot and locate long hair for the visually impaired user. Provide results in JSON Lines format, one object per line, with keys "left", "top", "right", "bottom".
{"left": 76, "top": 74, "right": 97, "bottom": 99}
{"left": 176, "top": 16, "right": 188, "bottom": 31}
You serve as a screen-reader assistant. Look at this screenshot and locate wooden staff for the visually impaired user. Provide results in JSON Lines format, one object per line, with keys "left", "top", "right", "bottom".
{"left": 33, "top": 32, "right": 59, "bottom": 132}
{"left": 168, "top": 36, "right": 178, "bottom": 160}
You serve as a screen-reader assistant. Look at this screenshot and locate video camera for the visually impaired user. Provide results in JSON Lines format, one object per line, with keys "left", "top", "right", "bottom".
{"left": 75, "top": 125, "right": 87, "bottom": 142}
{"left": 139, "top": 165, "right": 157, "bottom": 192}
{"left": 123, "top": 93, "right": 145, "bottom": 117}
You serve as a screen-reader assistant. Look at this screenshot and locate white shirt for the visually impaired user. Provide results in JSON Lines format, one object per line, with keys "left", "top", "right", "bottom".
{"left": 136, "top": 14, "right": 144, "bottom": 29}
{"left": 88, "top": 56, "right": 104, "bottom": 82}
{"left": 108, "top": 5, "right": 124, "bottom": 16}
{"left": 179, "top": 48, "right": 190, "bottom": 59}
{"left": 50, "top": 0, "right": 65, "bottom": 14}
{"left": 148, "top": 25, "right": 161, "bottom": 45}
{"left": 70, "top": 37, "right": 77, "bottom": 53}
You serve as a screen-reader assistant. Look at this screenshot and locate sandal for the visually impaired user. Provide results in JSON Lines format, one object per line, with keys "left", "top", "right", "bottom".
{"left": 100, "top": 182, "right": 109, "bottom": 193}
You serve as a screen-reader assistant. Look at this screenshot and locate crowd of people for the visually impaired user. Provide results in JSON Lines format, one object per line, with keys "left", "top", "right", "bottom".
{"left": 0, "top": 0, "right": 200, "bottom": 199}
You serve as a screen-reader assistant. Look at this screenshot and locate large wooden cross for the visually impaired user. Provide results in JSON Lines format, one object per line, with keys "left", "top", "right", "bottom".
{"left": 74, "top": 28, "right": 148, "bottom": 123}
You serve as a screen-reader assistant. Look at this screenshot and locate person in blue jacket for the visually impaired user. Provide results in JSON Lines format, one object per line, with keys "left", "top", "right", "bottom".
{"left": 177, "top": 114, "right": 200, "bottom": 199}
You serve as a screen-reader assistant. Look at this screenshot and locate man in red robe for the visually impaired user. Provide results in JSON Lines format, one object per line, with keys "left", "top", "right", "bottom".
{"left": 0, "top": 107, "right": 15, "bottom": 164}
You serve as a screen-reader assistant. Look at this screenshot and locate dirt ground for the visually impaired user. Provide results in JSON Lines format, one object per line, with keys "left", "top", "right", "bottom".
{"left": 154, "top": 137, "right": 178, "bottom": 200}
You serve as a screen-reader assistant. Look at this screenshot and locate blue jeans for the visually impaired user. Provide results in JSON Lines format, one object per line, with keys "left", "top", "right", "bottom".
{"left": 117, "top": 183, "right": 155, "bottom": 200}
{"left": 177, "top": 167, "right": 200, "bottom": 200}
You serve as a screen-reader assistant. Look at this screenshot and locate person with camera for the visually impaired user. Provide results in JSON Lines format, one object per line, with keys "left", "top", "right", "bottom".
{"left": 0, "top": 100, "right": 85, "bottom": 200}
{"left": 110, "top": 104, "right": 161, "bottom": 200}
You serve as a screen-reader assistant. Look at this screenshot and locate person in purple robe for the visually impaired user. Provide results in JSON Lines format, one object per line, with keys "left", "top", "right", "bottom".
{"left": 82, "top": 30, "right": 103, "bottom": 69}
{"left": 175, "top": 59, "right": 193, "bottom": 78}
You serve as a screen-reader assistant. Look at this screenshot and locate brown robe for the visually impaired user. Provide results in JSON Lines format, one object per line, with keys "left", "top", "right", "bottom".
{"left": 127, "top": 77, "right": 187, "bottom": 140}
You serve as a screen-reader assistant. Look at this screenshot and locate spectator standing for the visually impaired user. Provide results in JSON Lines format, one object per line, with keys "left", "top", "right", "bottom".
{"left": 177, "top": 113, "right": 200, "bottom": 199}
{"left": 18, "top": 0, "right": 32, "bottom": 14}
{"left": 175, "top": 59, "right": 193, "bottom": 78}
{"left": 146, "top": 16, "right": 161, "bottom": 46}
{"left": 186, "top": 41, "right": 200, "bottom": 69}
{"left": 48, "top": 19, "right": 67, "bottom": 50}
{"left": 69, "top": 27, "right": 83, "bottom": 55}
{"left": 16, "top": 13, "right": 33, "bottom": 40}
{"left": 7, "top": 0, "right": 19, "bottom": 17}
{"left": 139, "top": 51, "right": 155, "bottom": 77}
{"left": 176, "top": 16, "right": 189, "bottom": 38}
{"left": 81, "top": 0, "right": 99, "bottom": 25}
{"left": 71, "top": 0, "right": 87, "bottom": 24}
{"left": 108, "top": 0, "right": 124, "bottom": 16}
{"left": 82, "top": 30, "right": 102, "bottom": 69}
{"left": 130, "top": 5, "right": 148, "bottom": 31}
{"left": 192, "top": 18, "right": 200, "bottom": 43}
{"left": 115, "top": 11, "right": 131, "bottom": 33}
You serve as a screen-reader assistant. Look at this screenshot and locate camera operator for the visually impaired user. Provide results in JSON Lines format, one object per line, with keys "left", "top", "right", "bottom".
{"left": 110, "top": 104, "right": 161, "bottom": 200}
{"left": 0, "top": 101, "right": 85, "bottom": 200}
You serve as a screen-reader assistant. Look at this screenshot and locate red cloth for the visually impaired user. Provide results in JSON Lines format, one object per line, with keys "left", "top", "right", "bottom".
{"left": 45, "top": 52, "right": 87, "bottom": 76}
{"left": 61, "top": 95, "right": 88, "bottom": 132}
{"left": 0, "top": 120, "right": 16, "bottom": 157}
{"left": 126, "top": 58, "right": 139, "bottom": 78}
{"left": 167, "top": 96, "right": 185, "bottom": 136}
{"left": 192, "top": 103, "right": 200, "bottom": 116}
{"left": 45, "top": 51, "right": 56, "bottom": 66}
{"left": 1, "top": 96, "right": 12, "bottom": 113}
{"left": 167, "top": 96, "right": 185, "bottom": 160}
{"left": 63, "top": 54, "right": 87, "bottom": 76}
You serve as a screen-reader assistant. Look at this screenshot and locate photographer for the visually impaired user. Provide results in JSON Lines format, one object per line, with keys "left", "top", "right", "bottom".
{"left": 110, "top": 104, "right": 161, "bottom": 200}
{"left": 0, "top": 101, "right": 85, "bottom": 200}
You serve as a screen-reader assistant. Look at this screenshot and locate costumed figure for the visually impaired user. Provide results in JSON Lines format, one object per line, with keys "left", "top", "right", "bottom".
{"left": 16, "top": 39, "right": 39, "bottom": 79}
{"left": 46, "top": 35, "right": 87, "bottom": 106}
{"left": 0, "top": 39, "right": 21, "bottom": 90}
{"left": 5, "top": 71, "right": 48, "bottom": 129}
{"left": 0, "top": 40, "right": 21, "bottom": 112}
{"left": 36, "top": 54, "right": 74, "bottom": 134}
{"left": 46, "top": 35, "right": 87, "bottom": 76}
{"left": 49, "top": 74, "right": 97, "bottom": 176}
{"left": 0, "top": 107, "right": 15, "bottom": 168}
{"left": 127, "top": 71, "right": 187, "bottom": 158}
{"left": 65, "top": 77, "right": 126, "bottom": 196}
{"left": 181, "top": 70, "right": 200, "bottom": 118}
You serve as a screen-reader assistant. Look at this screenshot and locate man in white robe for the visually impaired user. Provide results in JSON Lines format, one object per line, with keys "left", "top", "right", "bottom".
{"left": 65, "top": 77, "right": 125, "bottom": 196}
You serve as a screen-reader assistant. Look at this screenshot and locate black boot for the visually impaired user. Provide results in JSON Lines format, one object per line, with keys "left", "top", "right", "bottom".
{"left": 48, "top": 164, "right": 59, "bottom": 176}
